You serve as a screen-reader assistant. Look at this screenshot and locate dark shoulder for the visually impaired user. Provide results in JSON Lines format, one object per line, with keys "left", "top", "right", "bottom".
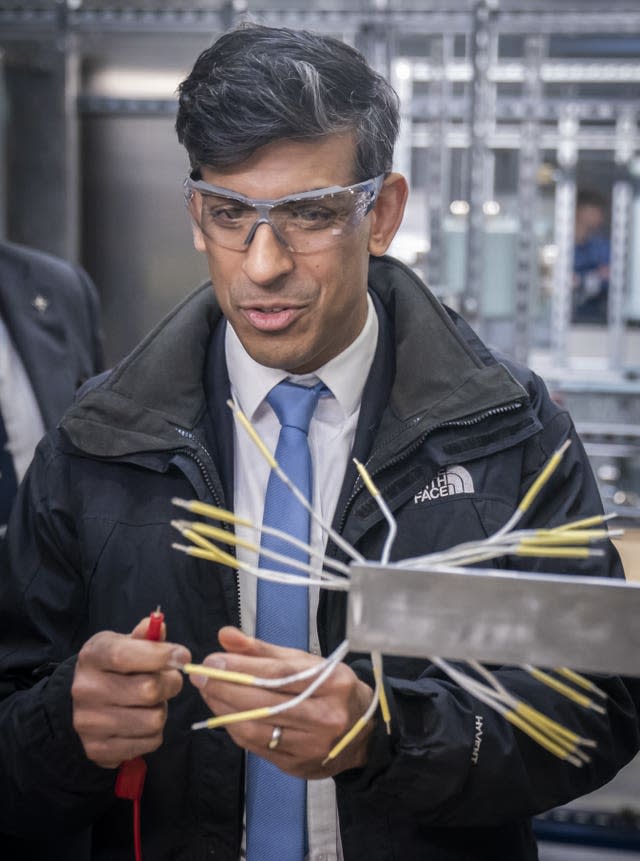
{"left": 0, "top": 239, "right": 92, "bottom": 297}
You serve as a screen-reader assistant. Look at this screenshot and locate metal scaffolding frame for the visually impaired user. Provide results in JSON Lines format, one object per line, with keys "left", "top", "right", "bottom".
{"left": 2, "top": 1, "right": 640, "bottom": 37}
{"left": 463, "top": 0, "right": 497, "bottom": 327}
{"left": 1, "top": 0, "right": 640, "bottom": 369}
{"left": 386, "top": 16, "right": 639, "bottom": 370}
{"left": 513, "top": 34, "right": 544, "bottom": 365}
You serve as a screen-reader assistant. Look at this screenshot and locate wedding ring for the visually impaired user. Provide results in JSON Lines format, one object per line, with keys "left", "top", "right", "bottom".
{"left": 268, "top": 725, "right": 282, "bottom": 750}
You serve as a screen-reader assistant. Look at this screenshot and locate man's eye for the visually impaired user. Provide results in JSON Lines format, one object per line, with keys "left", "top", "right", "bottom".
{"left": 286, "top": 205, "right": 340, "bottom": 228}
{"left": 205, "top": 201, "right": 253, "bottom": 225}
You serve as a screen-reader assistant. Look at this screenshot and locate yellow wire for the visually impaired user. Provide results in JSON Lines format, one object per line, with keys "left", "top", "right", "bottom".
{"left": 178, "top": 520, "right": 338, "bottom": 578}
{"left": 174, "top": 542, "right": 236, "bottom": 568}
{"left": 353, "top": 458, "right": 380, "bottom": 498}
{"left": 174, "top": 527, "right": 241, "bottom": 572}
{"left": 323, "top": 654, "right": 388, "bottom": 763}
{"left": 194, "top": 705, "right": 273, "bottom": 730}
{"left": 173, "top": 543, "right": 215, "bottom": 561}
{"left": 522, "top": 529, "right": 611, "bottom": 545}
{"left": 351, "top": 461, "right": 393, "bottom": 735}
{"left": 172, "top": 497, "right": 251, "bottom": 527}
{"left": 372, "top": 652, "right": 392, "bottom": 734}
{"left": 549, "top": 514, "right": 611, "bottom": 533}
{"left": 178, "top": 520, "right": 257, "bottom": 555}
{"left": 515, "top": 702, "right": 587, "bottom": 747}
{"left": 506, "top": 708, "right": 578, "bottom": 762}
{"left": 205, "top": 543, "right": 238, "bottom": 569}
{"left": 180, "top": 528, "right": 220, "bottom": 554}
{"left": 436, "top": 658, "right": 587, "bottom": 763}
{"left": 227, "top": 400, "right": 278, "bottom": 469}
{"left": 174, "top": 437, "right": 608, "bottom": 762}
{"left": 556, "top": 667, "right": 608, "bottom": 699}
{"left": 183, "top": 663, "right": 258, "bottom": 687}
{"left": 516, "top": 703, "right": 578, "bottom": 744}
{"left": 517, "top": 440, "right": 571, "bottom": 514}
{"left": 515, "top": 546, "right": 592, "bottom": 559}
{"left": 525, "top": 666, "right": 604, "bottom": 712}
{"left": 322, "top": 715, "right": 372, "bottom": 764}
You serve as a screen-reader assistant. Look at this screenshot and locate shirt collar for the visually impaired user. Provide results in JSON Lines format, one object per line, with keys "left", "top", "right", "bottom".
{"left": 225, "top": 293, "right": 378, "bottom": 420}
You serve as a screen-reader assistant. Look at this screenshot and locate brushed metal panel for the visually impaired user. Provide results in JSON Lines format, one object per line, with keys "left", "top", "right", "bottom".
{"left": 348, "top": 563, "right": 640, "bottom": 674}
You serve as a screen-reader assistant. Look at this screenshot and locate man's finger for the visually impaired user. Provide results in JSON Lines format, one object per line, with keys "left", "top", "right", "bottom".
{"left": 218, "top": 626, "right": 262, "bottom": 655}
{"left": 76, "top": 667, "right": 185, "bottom": 708}
{"left": 218, "top": 626, "right": 311, "bottom": 661}
{"left": 74, "top": 702, "right": 169, "bottom": 740}
{"left": 81, "top": 730, "right": 167, "bottom": 769}
{"left": 80, "top": 630, "right": 190, "bottom": 674}
{"left": 218, "top": 626, "right": 319, "bottom": 665}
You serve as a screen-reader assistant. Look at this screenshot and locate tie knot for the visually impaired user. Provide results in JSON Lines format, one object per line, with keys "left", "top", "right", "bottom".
{"left": 267, "top": 380, "right": 327, "bottom": 434}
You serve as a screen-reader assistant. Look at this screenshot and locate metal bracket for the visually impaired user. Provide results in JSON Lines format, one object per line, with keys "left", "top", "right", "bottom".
{"left": 347, "top": 562, "right": 640, "bottom": 675}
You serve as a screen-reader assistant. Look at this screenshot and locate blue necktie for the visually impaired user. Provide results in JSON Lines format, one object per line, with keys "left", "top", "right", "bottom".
{"left": 0, "top": 407, "right": 18, "bottom": 535}
{"left": 245, "top": 379, "right": 326, "bottom": 861}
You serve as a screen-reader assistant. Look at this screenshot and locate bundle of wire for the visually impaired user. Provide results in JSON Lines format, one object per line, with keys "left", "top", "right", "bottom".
{"left": 170, "top": 401, "right": 619, "bottom": 768}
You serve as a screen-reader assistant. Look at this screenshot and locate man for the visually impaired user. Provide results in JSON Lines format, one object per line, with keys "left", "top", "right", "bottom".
{"left": 0, "top": 239, "right": 103, "bottom": 537}
{"left": 0, "top": 239, "right": 103, "bottom": 858}
{"left": 0, "top": 25, "right": 638, "bottom": 861}
{"left": 572, "top": 188, "right": 611, "bottom": 324}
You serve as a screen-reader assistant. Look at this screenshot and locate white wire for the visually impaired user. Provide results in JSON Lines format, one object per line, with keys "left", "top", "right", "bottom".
{"left": 191, "top": 639, "right": 349, "bottom": 730}
{"left": 172, "top": 543, "right": 350, "bottom": 591}
{"left": 227, "top": 398, "right": 364, "bottom": 564}
{"left": 172, "top": 498, "right": 349, "bottom": 576}
{"left": 172, "top": 520, "right": 345, "bottom": 584}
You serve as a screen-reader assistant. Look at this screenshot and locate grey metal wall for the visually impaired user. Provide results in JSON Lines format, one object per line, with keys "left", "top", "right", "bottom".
{"left": 81, "top": 112, "right": 208, "bottom": 364}
{"left": 2, "top": 2, "right": 640, "bottom": 368}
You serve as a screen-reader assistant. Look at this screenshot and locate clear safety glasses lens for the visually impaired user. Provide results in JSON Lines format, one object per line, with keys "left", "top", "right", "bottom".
{"left": 184, "top": 175, "right": 384, "bottom": 253}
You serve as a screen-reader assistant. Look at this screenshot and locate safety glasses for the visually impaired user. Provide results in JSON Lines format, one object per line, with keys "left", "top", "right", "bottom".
{"left": 184, "top": 173, "right": 384, "bottom": 253}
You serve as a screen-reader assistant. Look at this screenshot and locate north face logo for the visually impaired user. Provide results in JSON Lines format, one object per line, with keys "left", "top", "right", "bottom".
{"left": 414, "top": 465, "right": 474, "bottom": 503}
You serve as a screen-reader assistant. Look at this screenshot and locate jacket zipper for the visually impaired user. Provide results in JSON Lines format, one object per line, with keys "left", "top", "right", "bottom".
{"left": 335, "top": 400, "right": 524, "bottom": 544}
{"left": 174, "top": 427, "right": 242, "bottom": 629}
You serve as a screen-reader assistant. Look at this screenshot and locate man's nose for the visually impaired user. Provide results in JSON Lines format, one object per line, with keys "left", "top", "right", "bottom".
{"left": 241, "top": 222, "right": 294, "bottom": 286}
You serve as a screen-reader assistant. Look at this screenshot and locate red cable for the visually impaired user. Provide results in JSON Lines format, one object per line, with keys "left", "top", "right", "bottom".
{"left": 145, "top": 608, "right": 164, "bottom": 642}
{"left": 133, "top": 798, "right": 142, "bottom": 861}
{"left": 114, "top": 608, "right": 165, "bottom": 861}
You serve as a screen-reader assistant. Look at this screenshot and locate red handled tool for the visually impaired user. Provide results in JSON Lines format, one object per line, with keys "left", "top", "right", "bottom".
{"left": 114, "top": 607, "right": 164, "bottom": 861}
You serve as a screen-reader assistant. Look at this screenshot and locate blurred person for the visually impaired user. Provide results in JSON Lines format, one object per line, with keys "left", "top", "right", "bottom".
{"left": 0, "top": 25, "right": 638, "bottom": 861}
{"left": 0, "top": 238, "right": 103, "bottom": 859}
{"left": 0, "top": 239, "right": 103, "bottom": 537}
{"left": 572, "top": 188, "right": 611, "bottom": 324}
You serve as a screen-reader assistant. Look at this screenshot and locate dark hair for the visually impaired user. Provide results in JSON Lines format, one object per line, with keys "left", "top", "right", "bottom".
{"left": 576, "top": 188, "right": 607, "bottom": 212}
{"left": 176, "top": 24, "right": 399, "bottom": 181}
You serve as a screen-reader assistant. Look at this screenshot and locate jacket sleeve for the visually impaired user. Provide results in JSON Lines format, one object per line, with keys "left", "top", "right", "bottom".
{"left": 336, "top": 372, "right": 640, "bottom": 825}
{"left": 0, "top": 435, "right": 116, "bottom": 838}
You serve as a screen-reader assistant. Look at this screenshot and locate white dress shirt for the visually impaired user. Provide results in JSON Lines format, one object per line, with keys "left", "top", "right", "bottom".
{"left": 0, "top": 314, "right": 45, "bottom": 483}
{"left": 225, "top": 294, "right": 378, "bottom": 861}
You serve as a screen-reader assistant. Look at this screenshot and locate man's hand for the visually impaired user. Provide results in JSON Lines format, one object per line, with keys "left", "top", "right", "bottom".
{"left": 191, "top": 626, "right": 375, "bottom": 779}
{"left": 72, "top": 617, "right": 191, "bottom": 769}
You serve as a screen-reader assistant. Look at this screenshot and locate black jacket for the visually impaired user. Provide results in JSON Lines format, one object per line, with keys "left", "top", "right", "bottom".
{"left": 0, "top": 256, "right": 638, "bottom": 860}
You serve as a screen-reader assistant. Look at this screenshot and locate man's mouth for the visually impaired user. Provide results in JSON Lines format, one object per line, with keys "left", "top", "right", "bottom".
{"left": 242, "top": 305, "right": 303, "bottom": 332}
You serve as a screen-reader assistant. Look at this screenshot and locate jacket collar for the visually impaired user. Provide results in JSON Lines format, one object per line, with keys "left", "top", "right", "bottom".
{"left": 367, "top": 256, "right": 525, "bottom": 430}
{"left": 62, "top": 282, "right": 220, "bottom": 456}
{"left": 61, "top": 257, "right": 527, "bottom": 458}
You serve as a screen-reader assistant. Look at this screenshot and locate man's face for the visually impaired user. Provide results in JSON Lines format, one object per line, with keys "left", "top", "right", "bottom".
{"left": 192, "top": 134, "right": 378, "bottom": 374}
{"left": 575, "top": 204, "right": 605, "bottom": 244}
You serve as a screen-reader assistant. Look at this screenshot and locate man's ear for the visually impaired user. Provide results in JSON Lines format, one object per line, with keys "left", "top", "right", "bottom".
{"left": 192, "top": 221, "right": 207, "bottom": 253}
{"left": 368, "top": 173, "right": 409, "bottom": 257}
